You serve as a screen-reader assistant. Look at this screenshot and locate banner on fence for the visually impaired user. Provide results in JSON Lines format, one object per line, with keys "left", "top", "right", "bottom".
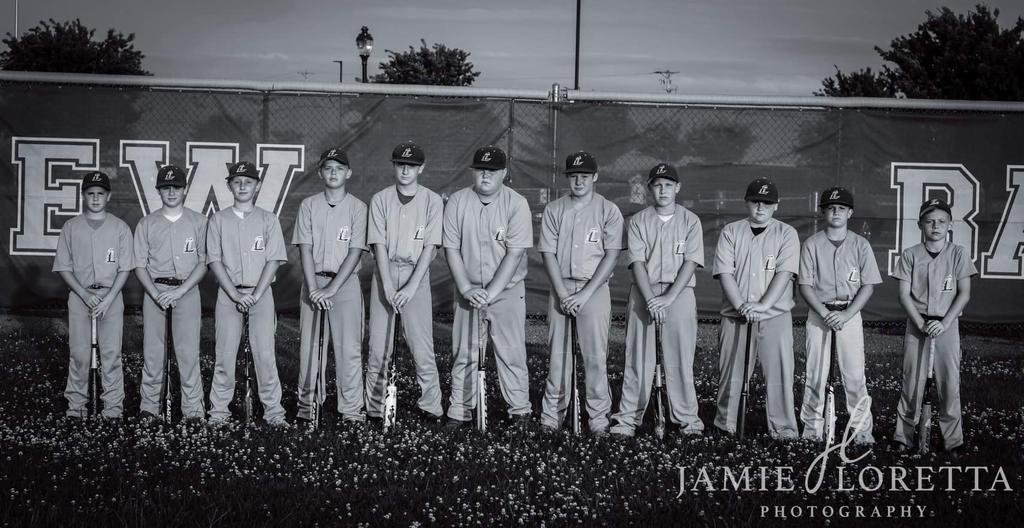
{"left": 2, "top": 79, "right": 1022, "bottom": 322}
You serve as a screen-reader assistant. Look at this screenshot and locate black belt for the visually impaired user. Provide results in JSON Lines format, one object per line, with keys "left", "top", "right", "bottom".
{"left": 154, "top": 277, "right": 184, "bottom": 286}
{"left": 920, "top": 314, "right": 943, "bottom": 322}
{"left": 315, "top": 271, "right": 337, "bottom": 278}
{"left": 87, "top": 284, "right": 106, "bottom": 290}
{"left": 234, "top": 284, "right": 256, "bottom": 289}
{"left": 824, "top": 302, "right": 849, "bottom": 312}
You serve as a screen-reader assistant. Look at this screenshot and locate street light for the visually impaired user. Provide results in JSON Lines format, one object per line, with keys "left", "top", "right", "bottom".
{"left": 356, "top": 26, "right": 373, "bottom": 83}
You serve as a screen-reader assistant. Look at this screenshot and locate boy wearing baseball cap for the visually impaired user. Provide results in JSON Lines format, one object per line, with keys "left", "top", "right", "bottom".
{"left": 365, "top": 141, "right": 445, "bottom": 423}
{"left": 610, "top": 163, "right": 705, "bottom": 438}
{"left": 292, "top": 147, "right": 369, "bottom": 424}
{"left": 891, "top": 198, "right": 976, "bottom": 456}
{"left": 798, "top": 187, "right": 880, "bottom": 444}
{"left": 206, "top": 160, "right": 289, "bottom": 427}
{"left": 52, "top": 171, "right": 134, "bottom": 420}
{"left": 712, "top": 177, "right": 800, "bottom": 439}
{"left": 134, "top": 164, "right": 209, "bottom": 422}
{"left": 443, "top": 145, "right": 534, "bottom": 429}
{"left": 538, "top": 151, "right": 623, "bottom": 436}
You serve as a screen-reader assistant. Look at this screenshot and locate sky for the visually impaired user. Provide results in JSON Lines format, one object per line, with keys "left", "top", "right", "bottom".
{"left": 7, "top": 0, "right": 1024, "bottom": 96}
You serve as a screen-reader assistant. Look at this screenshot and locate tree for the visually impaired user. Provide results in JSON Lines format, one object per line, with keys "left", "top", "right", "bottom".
{"left": 817, "top": 5, "right": 1024, "bottom": 100}
{"left": 373, "top": 39, "right": 481, "bottom": 86}
{"left": 2, "top": 19, "right": 151, "bottom": 75}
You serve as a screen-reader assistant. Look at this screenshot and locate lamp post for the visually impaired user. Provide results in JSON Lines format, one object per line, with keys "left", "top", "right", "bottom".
{"left": 356, "top": 26, "right": 373, "bottom": 83}
{"left": 333, "top": 60, "right": 343, "bottom": 83}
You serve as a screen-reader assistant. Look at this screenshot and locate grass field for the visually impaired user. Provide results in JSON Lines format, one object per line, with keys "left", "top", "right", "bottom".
{"left": 0, "top": 313, "right": 1022, "bottom": 527}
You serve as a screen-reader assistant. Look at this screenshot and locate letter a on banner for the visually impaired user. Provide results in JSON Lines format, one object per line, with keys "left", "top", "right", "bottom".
{"left": 981, "top": 166, "right": 1024, "bottom": 279}
{"left": 888, "top": 163, "right": 980, "bottom": 275}
{"left": 9, "top": 137, "right": 99, "bottom": 256}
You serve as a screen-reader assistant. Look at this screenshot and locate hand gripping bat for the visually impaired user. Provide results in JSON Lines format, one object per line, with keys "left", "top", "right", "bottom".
{"left": 917, "top": 337, "right": 937, "bottom": 455}
{"left": 476, "top": 309, "right": 489, "bottom": 432}
{"left": 383, "top": 312, "right": 401, "bottom": 432}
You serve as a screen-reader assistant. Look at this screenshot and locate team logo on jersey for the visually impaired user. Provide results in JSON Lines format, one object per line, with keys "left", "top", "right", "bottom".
{"left": 942, "top": 274, "right": 954, "bottom": 292}
{"left": 674, "top": 241, "right": 685, "bottom": 255}
{"left": 586, "top": 228, "right": 601, "bottom": 244}
{"left": 764, "top": 254, "right": 776, "bottom": 271}
{"left": 847, "top": 267, "right": 860, "bottom": 283}
{"left": 759, "top": 185, "right": 770, "bottom": 195}
{"left": 494, "top": 227, "right": 506, "bottom": 242}
{"left": 105, "top": 248, "right": 116, "bottom": 263}
{"left": 337, "top": 226, "right": 351, "bottom": 242}
{"left": 183, "top": 237, "right": 196, "bottom": 253}
{"left": 253, "top": 235, "right": 265, "bottom": 251}
{"left": 413, "top": 225, "right": 425, "bottom": 240}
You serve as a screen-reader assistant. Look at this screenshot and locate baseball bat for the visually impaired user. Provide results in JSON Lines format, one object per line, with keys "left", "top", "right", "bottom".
{"left": 311, "top": 307, "right": 327, "bottom": 431}
{"left": 569, "top": 316, "right": 583, "bottom": 436}
{"left": 89, "top": 315, "right": 100, "bottom": 417}
{"left": 737, "top": 321, "right": 754, "bottom": 440}
{"left": 162, "top": 306, "right": 174, "bottom": 423}
{"left": 653, "top": 321, "right": 667, "bottom": 440}
{"left": 917, "top": 337, "right": 937, "bottom": 455}
{"left": 476, "top": 309, "right": 488, "bottom": 432}
{"left": 822, "top": 328, "right": 838, "bottom": 448}
{"left": 383, "top": 312, "right": 400, "bottom": 432}
{"left": 241, "top": 311, "right": 254, "bottom": 425}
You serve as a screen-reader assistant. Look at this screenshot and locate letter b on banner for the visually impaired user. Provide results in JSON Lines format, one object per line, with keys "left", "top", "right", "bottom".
{"left": 888, "top": 163, "right": 980, "bottom": 275}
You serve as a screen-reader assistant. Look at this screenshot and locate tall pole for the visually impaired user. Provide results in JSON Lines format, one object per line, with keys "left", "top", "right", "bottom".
{"left": 14, "top": 0, "right": 18, "bottom": 37}
{"left": 360, "top": 57, "right": 368, "bottom": 83}
{"left": 333, "top": 60, "right": 344, "bottom": 83}
{"left": 574, "top": 0, "right": 581, "bottom": 90}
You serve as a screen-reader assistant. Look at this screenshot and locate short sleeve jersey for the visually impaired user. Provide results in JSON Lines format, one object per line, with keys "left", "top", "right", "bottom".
{"left": 443, "top": 185, "right": 533, "bottom": 288}
{"left": 53, "top": 214, "right": 134, "bottom": 287}
{"left": 798, "top": 231, "right": 882, "bottom": 303}
{"left": 891, "top": 243, "right": 977, "bottom": 317}
{"left": 206, "top": 206, "right": 288, "bottom": 286}
{"left": 712, "top": 218, "right": 800, "bottom": 318}
{"left": 626, "top": 204, "right": 705, "bottom": 287}
{"left": 291, "top": 192, "right": 368, "bottom": 274}
{"left": 133, "top": 208, "right": 208, "bottom": 280}
{"left": 538, "top": 193, "right": 623, "bottom": 281}
{"left": 367, "top": 186, "right": 443, "bottom": 266}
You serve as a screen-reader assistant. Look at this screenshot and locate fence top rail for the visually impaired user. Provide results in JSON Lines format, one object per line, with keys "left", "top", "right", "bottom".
{"left": 3, "top": 71, "right": 1024, "bottom": 112}
{"left": 0, "top": 71, "right": 551, "bottom": 100}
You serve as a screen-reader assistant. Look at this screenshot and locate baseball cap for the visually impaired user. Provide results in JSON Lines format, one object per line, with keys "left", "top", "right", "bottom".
{"left": 471, "top": 146, "right": 507, "bottom": 170}
{"left": 819, "top": 186, "right": 854, "bottom": 209}
{"left": 391, "top": 141, "right": 425, "bottom": 166}
{"left": 156, "top": 165, "right": 187, "bottom": 188}
{"left": 744, "top": 177, "right": 779, "bottom": 204}
{"left": 564, "top": 151, "right": 597, "bottom": 174}
{"left": 919, "top": 197, "right": 952, "bottom": 219}
{"left": 647, "top": 163, "right": 679, "bottom": 183}
{"left": 319, "top": 147, "right": 349, "bottom": 166}
{"left": 82, "top": 171, "right": 111, "bottom": 192}
{"left": 227, "top": 161, "right": 260, "bottom": 181}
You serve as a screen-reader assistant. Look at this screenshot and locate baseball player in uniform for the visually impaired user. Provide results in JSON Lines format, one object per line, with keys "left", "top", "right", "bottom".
{"left": 134, "top": 165, "right": 208, "bottom": 422}
{"left": 293, "top": 147, "right": 369, "bottom": 423}
{"left": 891, "top": 198, "right": 976, "bottom": 455}
{"left": 443, "top": 146, "right": 533, "bottom": 429}
{"left": 53, "top": 171, "right": 133, "bottom": 420}
{"left": 610, "top": 163, "right": 705, "bottom": 438}
{"left": 365, "top": 141, "right": 444, "bottom": 422}
{"left": 798, "top": 187, "right": 880, "bottom": 444}
{"left": 538, "top": 151, "right": 623, "bottom": 435}
{"left": 206, "top": 161, "right": 289, "bottom": 427}
{"left": 712, "top": 177, "right": 800, "bottom": 440}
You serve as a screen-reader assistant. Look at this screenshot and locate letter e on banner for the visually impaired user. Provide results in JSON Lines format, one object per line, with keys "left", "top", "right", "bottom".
{"left": 888, "top": 163, "right": 979, "bottom": 275}
{"left": 981, "top": 166, "right": 1024, "bottom": 279}
{"left": 9, "top": 137, "right": 99, "bottom": 256}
